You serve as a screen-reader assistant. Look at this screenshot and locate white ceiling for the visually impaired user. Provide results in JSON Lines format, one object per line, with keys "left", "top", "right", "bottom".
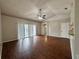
{"left": 0, "top": 0, "right": 72, "bottom": 21}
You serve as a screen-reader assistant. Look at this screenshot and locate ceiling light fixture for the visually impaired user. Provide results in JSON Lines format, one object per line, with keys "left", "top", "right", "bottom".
{"left": 37, "top": 9, "right": 46, "bottom": 20}
{"left": 38, "top": 16, "right": 43, "bottom": 19}
{"left": 65, "top": 8, "right": 68, "bottom": 10}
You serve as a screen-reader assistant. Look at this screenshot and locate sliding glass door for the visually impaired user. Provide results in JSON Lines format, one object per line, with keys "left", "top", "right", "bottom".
{"left": 32, "top": 25, "right": 36, "bottom": 36}
{"left": 18, "top": 23, "right": 36, "bottom": 39}
{"left": 24, "top": 24, "right": 29, "bottom": 37}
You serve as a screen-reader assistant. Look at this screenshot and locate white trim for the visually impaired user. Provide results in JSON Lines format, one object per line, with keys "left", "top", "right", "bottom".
{"left": 0, "top": 41, "right": 2, "bottom": 59}
{"left": 0, "top": 42, "right": 2, "bottom": 46}
{"left": 2, "top": 39, "right": 18, "bottom": 43}
{"left": 0, "top": 46, "right": 2, "bottom": 59}
{"left": 47, "top": 35, "right": 69, "bottom": 39}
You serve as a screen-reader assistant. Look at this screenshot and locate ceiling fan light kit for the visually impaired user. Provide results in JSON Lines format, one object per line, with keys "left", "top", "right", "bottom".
{"left": 37, "top": 9, "right": 46, "bottom": 20}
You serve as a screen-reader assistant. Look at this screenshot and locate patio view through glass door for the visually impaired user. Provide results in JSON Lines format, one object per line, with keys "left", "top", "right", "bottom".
{"left": 24, "top": 24, "right": 29, "bottom": 38}
{"left": 18, "top": 23, "right": 36, "bottom": 39}
{"left": 24, "top": 24, "right": 36, "bottom": 38}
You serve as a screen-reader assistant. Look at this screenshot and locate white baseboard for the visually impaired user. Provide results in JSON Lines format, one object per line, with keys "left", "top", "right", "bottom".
{"left": 2, "top": 38, "right": 18, "bottom": 43}
{"left": 0, "top": 41, "right": 2, "bottom": 59}
{"left": 0, "top": 46, "right": 2, "bottom": 59}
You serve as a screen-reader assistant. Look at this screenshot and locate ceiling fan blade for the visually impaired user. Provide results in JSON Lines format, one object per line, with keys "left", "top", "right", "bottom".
{"left": 42, "top": 15, "right": 46, "bottom": 19}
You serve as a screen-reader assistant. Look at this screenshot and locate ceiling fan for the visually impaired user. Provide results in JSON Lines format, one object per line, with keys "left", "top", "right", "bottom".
{"left": 37, "top": 9, "right": 46, "bottom": 20}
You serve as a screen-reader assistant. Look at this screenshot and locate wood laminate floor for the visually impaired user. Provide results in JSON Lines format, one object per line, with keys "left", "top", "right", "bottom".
{"left": 2, "top": 36, "right": 72, "bottom": 59}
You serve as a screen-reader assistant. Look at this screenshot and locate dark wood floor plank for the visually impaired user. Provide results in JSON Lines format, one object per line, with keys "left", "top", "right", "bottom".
{"left": 2, "top": 36, "right": 72, "bottom": 59}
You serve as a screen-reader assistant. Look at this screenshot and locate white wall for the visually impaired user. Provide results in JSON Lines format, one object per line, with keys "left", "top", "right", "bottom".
{"left": 41, "top": 19, "right": 70, "bottom": 38}
{"left": 69, "top": 0, "right": 75, "bottom": 59}
{"left": 61, "top": 23, "right": 69, "bottom": 38}
{"left": 47, "top": 21, "right": 61, "bottom": 37}
{"left": 74, "top": 0, "right": 79, "bottom": 59}
{"left": 0, "top": 9, "right": 2, "bottom": 44}
{"left": 2, "top": 15, "right": 41, "bottom": 42}
{"left": 70, "top": 0, "right": 79, "bottom": 59}
{"left": 75, "top": 0, "right": 79, "bottom": 55}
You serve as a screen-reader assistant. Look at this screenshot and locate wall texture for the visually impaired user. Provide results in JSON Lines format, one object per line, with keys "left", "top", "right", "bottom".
{"left": 2, "top": 15, "right": 41, "bottom": 42}
{"left": 0, "top": 9, "right": 2, "bottom": 44}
